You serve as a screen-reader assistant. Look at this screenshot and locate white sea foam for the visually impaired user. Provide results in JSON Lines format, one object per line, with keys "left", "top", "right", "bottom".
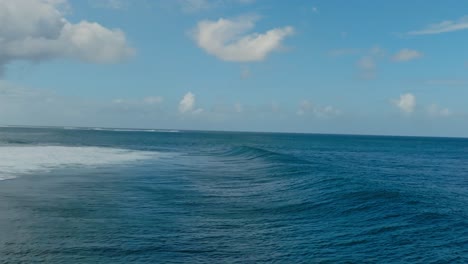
{"left": 86, "top": 128, "right": 180, "bottom": 133}
{"left": 0, "top": 146, "right": 158, "bottom": 181}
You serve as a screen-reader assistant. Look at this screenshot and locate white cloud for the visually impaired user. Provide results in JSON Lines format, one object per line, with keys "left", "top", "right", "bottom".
{"left": 427, "top": 104, "right": 451, "bottom": 117}
{"left": 192, "top": 16, "right": 294, "bottom": 62}
{"left": 393, "top": 93, "right": 416, "bottom": 113}
{"left": 179, "top": 92, "right": 195, "bottom": 113}
{"left": 312, "top": 6, "right": 319, "bottom": 13}
{"left": 408, "top": 16, "right": 468, "bottom": 35}
{"left": 179, "top": 92, "right": 203, "bottom": 114}
{"left": 392, "top": 49, "right": 423, "bottom": 62}
{"left": 296, "top": 100, "right": 340, "bottom": 118}
{"left": 0, "top": 0, "right": 133, "bottom": 73}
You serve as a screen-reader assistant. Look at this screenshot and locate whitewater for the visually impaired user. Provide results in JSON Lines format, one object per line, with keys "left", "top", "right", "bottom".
{"left": 0, "top": 146, "right": 158, "bottom": 181}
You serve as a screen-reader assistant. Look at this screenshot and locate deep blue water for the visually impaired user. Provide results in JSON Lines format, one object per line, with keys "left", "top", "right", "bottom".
{"left": 0, "top": 127, "right": 467, "bottom": 263}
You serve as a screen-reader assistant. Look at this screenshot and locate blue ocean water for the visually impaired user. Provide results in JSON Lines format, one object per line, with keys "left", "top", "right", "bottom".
{"left": 0, "top": 127, "right": 467, "bottom": 263}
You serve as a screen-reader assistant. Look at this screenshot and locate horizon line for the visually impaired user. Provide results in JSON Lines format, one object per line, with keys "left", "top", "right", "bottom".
{"left": 1, "top": 124, "right": 467, "bottom": 140}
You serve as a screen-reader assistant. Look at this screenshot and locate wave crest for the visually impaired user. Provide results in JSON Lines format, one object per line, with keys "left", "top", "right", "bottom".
{"left": 218, "top": 146, "right": 310, "bottom": 165}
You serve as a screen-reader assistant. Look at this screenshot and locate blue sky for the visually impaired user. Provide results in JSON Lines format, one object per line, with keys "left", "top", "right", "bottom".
{"left": 1, "top": 0, "right": 468, "bottom": 136}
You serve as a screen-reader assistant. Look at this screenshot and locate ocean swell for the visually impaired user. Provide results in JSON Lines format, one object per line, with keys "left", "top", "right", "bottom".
{"left": 217, "top": 146, "right": 311, "bottom": 165}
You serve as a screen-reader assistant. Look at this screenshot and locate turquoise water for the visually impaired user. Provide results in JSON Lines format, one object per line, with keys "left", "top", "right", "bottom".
{"left": 0, "top": 127, "right": 467, "bottom": 263}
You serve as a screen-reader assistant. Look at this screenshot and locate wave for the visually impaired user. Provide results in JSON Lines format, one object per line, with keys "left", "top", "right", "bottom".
{"left": 217, "top": 146, "right": 311, "bottom": 165}
{"left": 0, "top": 139, "right": 30, "bottom": 145}
{"left": 0, "top": 146, "right": 159, "bottom": 181}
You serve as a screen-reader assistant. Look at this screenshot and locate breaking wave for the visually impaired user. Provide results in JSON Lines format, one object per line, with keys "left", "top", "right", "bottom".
{"left": 0, "top": 146, "right": 158, "bottom": 180}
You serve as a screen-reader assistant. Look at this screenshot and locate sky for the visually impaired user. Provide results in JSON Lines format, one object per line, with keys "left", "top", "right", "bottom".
{"left": 1, "top": 0, "right": 468, "bottom": 137}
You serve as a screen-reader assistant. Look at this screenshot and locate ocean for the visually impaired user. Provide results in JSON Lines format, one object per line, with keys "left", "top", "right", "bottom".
{"left": 0, "top": 127, "right": 467, "bottom": 263}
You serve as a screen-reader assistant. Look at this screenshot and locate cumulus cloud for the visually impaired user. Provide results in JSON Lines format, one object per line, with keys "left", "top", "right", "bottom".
{"left": 393, "top": 93, "right": 416, "bottom": 113}
{"left": 408, "top": 15, "right": 468, "bottom": 35}
{"left": 392, "top": 49, "right": 423, "bottom": 62}
{"left": 179, "top": 92, "right": 195, "bottom": 113}
{"left": 0, "top": 0, "right": 133, "bottom": 73}
{"left": 179, "top": 92, "right": 203, "bottom": 114}
{"left": 192, "top": 16, "right": 294, "bottom": 62}
{"left": 296, "top": 100, "right": 340, "bottom": 118}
